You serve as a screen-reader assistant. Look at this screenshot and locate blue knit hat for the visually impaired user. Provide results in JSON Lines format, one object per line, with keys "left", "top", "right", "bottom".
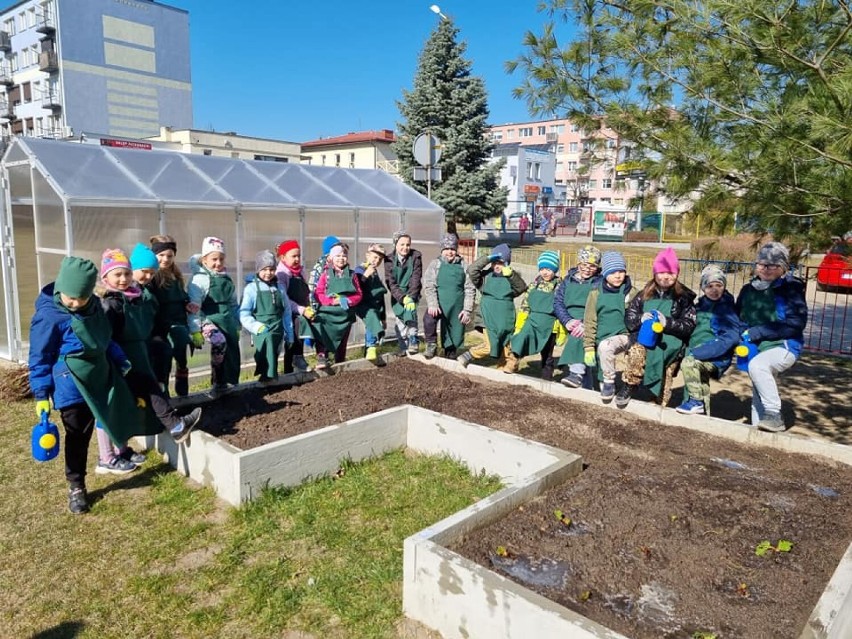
{"left": 130, "top": 243, "right": 159, "bottom": 271}
{"left": 538, "top": 250, "right": 560, "bottom": 272}
{"left": 601, "top": 251, "right": 627, "bottom": 278}
{"left": 322, "top": 235, "right": 341, "bottom": 256}
{"left": 492, "top": 243, "right": 511, "bottom": 264}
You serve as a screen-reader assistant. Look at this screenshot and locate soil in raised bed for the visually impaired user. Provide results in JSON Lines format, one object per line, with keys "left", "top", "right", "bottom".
{"left": 196, "top": 359, "right": 852, "bottom": 639}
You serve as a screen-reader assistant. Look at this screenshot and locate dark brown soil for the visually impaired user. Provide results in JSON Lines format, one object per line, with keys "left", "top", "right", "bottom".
{"left": 197, "top": 359, "right": 852, "bottom": 639}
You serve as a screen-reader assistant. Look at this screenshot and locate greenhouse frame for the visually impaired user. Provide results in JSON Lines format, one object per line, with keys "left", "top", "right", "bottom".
{"left": 0, "top": 137, "right": 445, "bottom": 363}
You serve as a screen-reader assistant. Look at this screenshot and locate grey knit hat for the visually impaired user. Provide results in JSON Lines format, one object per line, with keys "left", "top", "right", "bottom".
{"left": 255, "top": 250, "right": 276, "bottom": 273}
{"left": 600, "top": 251, "right": 627, "bottom": 278}
{"left": 756, "top": 242, "right": 789, "bottom": 271}
{"left": 392, "top": 230, "right": 411, "bottom": 246}
{"left": 699, "top": 264, "right": 726, "bottom": 290}
{"left": 440, "top": 233, "right": 459, "bottom": 250}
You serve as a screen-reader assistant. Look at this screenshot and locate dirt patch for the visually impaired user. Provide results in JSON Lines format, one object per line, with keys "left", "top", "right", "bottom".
{"left": 196, "top": 359, "right": 852, "bottom": 638}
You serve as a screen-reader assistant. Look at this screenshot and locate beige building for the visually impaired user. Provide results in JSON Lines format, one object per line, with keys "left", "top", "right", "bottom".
{"left": 148, "top": 126, "right": 301, "bottom": 163}
{"left": 301, "top": 129, "right": 398, "bottom": 175}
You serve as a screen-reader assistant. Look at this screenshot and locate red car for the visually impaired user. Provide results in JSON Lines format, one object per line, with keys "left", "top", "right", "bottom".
{"left": 816, "top": 241, "right": 852, "bottom": 291}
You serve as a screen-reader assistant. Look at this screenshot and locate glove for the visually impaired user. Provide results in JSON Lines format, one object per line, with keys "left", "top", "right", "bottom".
{"left": 570, "top": 322, "right": 585, "bottom": 338}
{"left": 403, "top": 296, "right": 416, "bottom": 311}
{"left": 338, "top": 296, "right": 350, "bottom": 310}
{"left": 554, "top": 320, "right": 568, "bottom": 346}
{"left": 641, "top": 312, "right": 656, "bottom": 323}
{"left": 191, "top": 332, "right": 204, "bottom": 349}
{"left": 514, "top": 311, "right": 529, "bottom": 334}
{"left": 584, "top": 349, "right": 597, "bottom": 367}
{"left": 120, "top": 360, "right": 132, "bottom": 377}
{"left": 256, "top": 324, "right": 268, "bottom": 334}
{"left": 501, "top": 266, "right": 513, "bottom": 277}
{"left": 35, "top": 399, "right": 51, "bottom": 417}
{"left": 303, "top": 307, "right": 316, "bottom": 321}
{"left": 458, "top": 310, "right": 471, "bottom": 325}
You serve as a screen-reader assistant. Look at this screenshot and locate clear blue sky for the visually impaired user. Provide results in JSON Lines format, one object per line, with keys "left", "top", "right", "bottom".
{"left": 165, "top": 1, "right": 556, "bottom": 142}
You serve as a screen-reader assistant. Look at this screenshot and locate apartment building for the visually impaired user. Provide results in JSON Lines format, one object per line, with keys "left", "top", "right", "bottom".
{"left": 490, "top": 142, "right": 557, "bottom": 222}
{"left": 149, "top": 126, "right": 302, "bottom": 163}
{"left": 0, "top": 0, "right": 191, "bottom": 140}
{"left": 301, "top": 129, "right": 398, "bottom": 174}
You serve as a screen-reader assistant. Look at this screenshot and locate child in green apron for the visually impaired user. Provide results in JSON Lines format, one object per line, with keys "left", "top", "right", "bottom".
{"left": 29, "top": 256, "right": 136, "bottom": 513}
{"left": 385, "top": 230, "right": 423, "bottom": 355}
{"left": 506, "top": 250, "right": 563, "bottom": 378}
{"left": 554, "top": 245, "right": 602, "bottom": 388}
{"left": 619, "top": 247, "right": 696, "bottom": 408}
{"left": 422, "top": 234, "right": 475, "bottom": 360}
{"left": 459, "top": 243, "right": 527, "bottom": 368}
{"left": 276, "top": 239, "right": 313, "bottom": 373}
{"left": 354, "top": 243, "right": 389, "bottom": 365}
{"left": 239, "top": 250, "right": 295, "bottom": 383}
{"left": 310, "top": 244, "right": 363, "bottom": 369}
{"left": 188, "top": 236, "right": 241, "bottom": 396}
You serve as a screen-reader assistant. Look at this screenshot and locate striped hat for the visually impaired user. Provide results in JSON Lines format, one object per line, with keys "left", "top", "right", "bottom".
{"left": 537, "top": 250, "right": 560, "bottom": 272}
{"left": 601, "top": 251, "right": 627, "bottom": 278}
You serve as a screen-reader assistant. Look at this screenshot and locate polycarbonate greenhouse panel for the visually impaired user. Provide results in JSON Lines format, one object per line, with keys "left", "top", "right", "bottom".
{"left": 357, "top": 169, "right": 439, "bottom": 210}
{"left": 69, "top": 206, "right": 160, "bottom": 260}
{"left": 109, "top": 150, "right": 223, "bottom": 203}
{"left": 32, "top": 170, "right": 66, "bottom": 252}
{"left": 7, "top": 164, "right": 32, "bottom": 200}
{"left": 311, "top": 167, "right": 397, "bottom": 209}
{"left": 358, "top": 208, "right": 404, "bottom": 247}
{"left": 2, "top": 142, "right": 29, "bottom": 164}
{"left": 183, "top": 156, "right": 298, "bottom": 206}
{"left": 252, "top": 162, "right": 350, "bottom": 207}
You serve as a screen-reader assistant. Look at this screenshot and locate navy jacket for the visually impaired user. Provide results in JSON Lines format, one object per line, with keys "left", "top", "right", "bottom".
{"left": 735, "top": 274, "right": 807, "bottom": 357}
{"left": 553, "top": 267, "right": 602, "bottom": 326}
{"left": 689, "top": 291, "right": 743, "bottom": 374}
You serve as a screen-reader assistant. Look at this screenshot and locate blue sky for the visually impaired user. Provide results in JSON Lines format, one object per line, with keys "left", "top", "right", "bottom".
{"left": 166, "top": 1, "right": 557, "bottom": 142}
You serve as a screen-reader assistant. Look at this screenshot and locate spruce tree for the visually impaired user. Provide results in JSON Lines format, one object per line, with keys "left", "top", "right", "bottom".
{"left": 395, "top": 18, "right": 506, "bottom": 231}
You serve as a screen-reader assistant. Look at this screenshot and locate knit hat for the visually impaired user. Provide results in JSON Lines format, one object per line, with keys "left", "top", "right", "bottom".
{"left": 277, "top": 239, "right": 300, "bottom": 258}
{"left": 601, "top": 251, "right": 627, "bottom": 278}
{"left": 653, "top": 247, "right": 680, "bottom": 275}
{"left": 201, "top": 236, "right": 226, "bottom": 258}
{"left": 55, "top": 256, "right": 98, "bottom": 299}
{"left": 392, "top": 230, "right": 411, "bottom": 246}
{"left": 492, "top": 243, "right": 511, "bottom": 264}
{"left": 255, "top": 250, "right": 276, "bottom": 272}
{"left": 756, "top": 241, "right": 789, "bottom": 271}
{"left": 538, "top": 250, "right": 560, "bottom": 272}
{"left": 321, "top": 236, "right": 341, "bottom": 256}
{"left": 440, "top": 233, "right": 459, "bottom": 250}
{"left": 577, "top": 245, "right": 601, "bottom": 266}
{"left": 100, "top": 248, "right": 131, "bottom": 278}
{"left": 130, "top": 243, "right": 159, "bottom": 271}
{"left": 329, "top": 244, "right": 347, "bottom": 258}
{"left": 366, "top": 243, "right": 386, "bottom": 258}
{"left": 699, "top": 264, "right": 727, "bottom": 290}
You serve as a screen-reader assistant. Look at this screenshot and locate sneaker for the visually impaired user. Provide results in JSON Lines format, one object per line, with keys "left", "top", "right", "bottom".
{"left": 397, "top": 337, "right": 408, "bottom": 357}
{"left": 366, "top": 346, "right": 378, "bottom": 361}
{"left": 757, "top": 411, "right": 785, "bottom": 433}
{"left": 424, "top": 342, "right": 438, "bottom": 360}
{"left": 68, "top": 487, "right": 90, "bottom": 514}
{"left": 119, "top": 447, "right": 146, "bottom": 465}
{"left": 561, "top": 372, "right": 584, "bottom": 388}
{"left": 315, "top": 353, "right": 329, "bottom": 370}
{"left": 96, "top": 455, "right": 138, "bottom": 475}
{"left": 457, "top": 351, "right": 473, "bottom": 368}
{"left": 600, "top": 381, "right": 616, "bottom": 403}
{"left": 541, "top": 367, "right": 554, "bottom": 381}
{"left": 676, "top": 398, "right": 705, "bottom": 415}
{"left": 407, "top": 335, "right": 419, "bottom": 355}
{"left": 171, "top": 407, "right": 202, "bottom": 444}
{"left": 615, "top": 385, "right": 635, "bottom": 409}
{"left": 293, "top": 355, "right": 310, "bottom": 372}
{"left": 443, "top": 348, "right": 456, "bottom": 360}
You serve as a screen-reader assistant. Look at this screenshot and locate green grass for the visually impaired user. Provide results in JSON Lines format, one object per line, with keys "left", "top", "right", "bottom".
{"left": 0, "top": 402, "right": 501, "bottom": 639}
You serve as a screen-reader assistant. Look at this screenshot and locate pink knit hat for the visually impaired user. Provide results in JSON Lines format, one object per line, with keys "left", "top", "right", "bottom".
{"left": 100, "top": 248, "right": 131, "bottom": 277}
{"left": 652, "top": 247, "right": 680, "bottom": 275}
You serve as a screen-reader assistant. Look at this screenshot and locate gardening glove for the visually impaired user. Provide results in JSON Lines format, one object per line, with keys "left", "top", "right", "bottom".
{"left": 570, "top": 322, "right": 585, "bottom": 338}
{"left": 554, "top": 320, "right": 568, "bottom": 346}
{"left": 403, "top": 296, "right": 416, "bottom": 311}
{"left": 256, "top": 324, "right": 268, "bottom": 334}
{"left": 35, "top": 399, "right": 51, "bottom": 417}
{"left": 190, "top": 332, "right": 204, "bottom": 349}
{"left": 303, "top": 307, "right": 316, "bottom": 321}
{"left": 120, "top": 360, "right": 133, "bottom": 377}
{"left": 338, "top": 296, "right": 350, "bottom": 310}
{"left": 584, "top": 349, "right": 597, "bottom": 367}
{"left": 458, "top": 310, "right": 471, "bottom": 325}
{"left": 514, "top": 311, "right": 529, "bottom": 334}
{"left": 500, "top": 266, "right": 514, "bottom": 277}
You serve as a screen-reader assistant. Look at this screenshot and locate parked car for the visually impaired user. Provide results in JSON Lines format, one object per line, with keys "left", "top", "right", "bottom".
{"left": 816, "top": 241, "right": 852, "bottom": 292}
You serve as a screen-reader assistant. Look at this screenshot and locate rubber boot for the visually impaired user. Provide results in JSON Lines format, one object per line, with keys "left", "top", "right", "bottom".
{"left": 174, "top": 367, "right": 189, "bottom": 397}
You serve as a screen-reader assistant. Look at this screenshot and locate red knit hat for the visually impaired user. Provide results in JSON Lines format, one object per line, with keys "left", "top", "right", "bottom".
{"left": 277, "top": 239, "right": 300, "bottom": 257}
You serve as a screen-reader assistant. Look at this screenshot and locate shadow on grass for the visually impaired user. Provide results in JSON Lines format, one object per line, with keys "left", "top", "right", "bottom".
{"left": 30, "top": 621, "right": 85, "bottom": 639}
{"left": 88, "top": 462, "right": 175, "bottom": 504}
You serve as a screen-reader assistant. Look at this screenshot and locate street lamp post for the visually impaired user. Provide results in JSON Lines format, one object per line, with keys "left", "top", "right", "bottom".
{"left": 636, "top": 177, "right": 646, "bottom": 233}
{"left": 429, "top": 4, "right": 448, "bottom": 20}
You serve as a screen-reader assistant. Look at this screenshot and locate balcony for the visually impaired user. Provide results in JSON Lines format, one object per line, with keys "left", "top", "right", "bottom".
{"left": 39, "top": 51, "right": 58, "bottom": 73}
{"left": 36, "top": 12, "right": 56, "bottom": 34}
{"left": 0, "top": 31, "right": 10, "bottom": 52}
{"left": 0, "top": 66, "right": 12, "bottom": 85}
{"left": 0, "top": 97, "right": 11, "bottom": 120}
{"left": 41, "top": 91, "right": 61, "bottom": 110}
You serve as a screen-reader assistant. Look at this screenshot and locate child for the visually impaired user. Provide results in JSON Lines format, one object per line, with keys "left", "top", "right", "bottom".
{"left": 554, "top": 245, "right": 602, "bottom": 388}
{"left": 422, "top": 233, "right": 475, "bottom": 360}
{"left": 506, "top": 250, "right": 563, "bottom": 379}
{"left": 458, "top": 243, "right": 527, "bottom": 367}
{"left": 308, "top": 235, "right": 343, "bottom": 307}
{"left": 735, "top": 242, "right": 807, "bottom": 432}
{"left": 384, "top": 230, "right": 423, "bottom": 355}
{"left": 99, "top": 248, "right": 201, "bottom": 452}
{"left": 188, "top": 236, "right": 241, "bottom": 396}
{"left": 148, "top": 234, "right": 192, "bottom": 396}
{"left": 239, "top": 250, "right": 295, "bottom": 383}
{"left": 582, "top": 252, "right": 638, "bottom": 404}
{"left": 276, "top": 239, "right": 313, "bottom": 373}
{"left": 28, "top": 256, "right": 138, "bottom": 513}
{"left": 354, "top": 243, "right": 388, "bottom": 364}
{"left": 676, "top": 265, "right": 743, "bottom": 415}
{"left": 619, "top": 247, "right": 696, "bottom": 408}
{"left": 310, "top": 244, "right": 363, "bottom": 369}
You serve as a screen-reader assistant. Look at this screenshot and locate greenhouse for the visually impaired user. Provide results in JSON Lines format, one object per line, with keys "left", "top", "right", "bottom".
{"left": 0, "top": 136, "right": 445, "bottom": 362}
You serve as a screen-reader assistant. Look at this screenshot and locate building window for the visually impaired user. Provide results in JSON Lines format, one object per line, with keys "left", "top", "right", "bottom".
{"left": 22, "top": 82, "right": 31, "bottom": 103}
{"left": 567, "top": 161, "right": 577, "bottom": 171}
{"left": 202, "top": 149, "right": 212, "bottom": 156}
{"left": 506, "top": 129, "right": 515, "bottom": 139}
{"left": 600, "top": 197, "right": 611, "bottom": 204}
{"left": 588, "top": 179, "right": 597, "bottom": 189}
{"left": 583, "top": 142, "right": 592, "bottom": 152}
{"left": 335, "top": 154, "right": 340, "bottom": 167}
{"left": 570, "top": 123, "right": 580, "bottom": 132}
{"left": 556, "top": 144, "right": 564, "bottom": 153}
{"left": 556, "top": 160, "right": 564, "bottom": 171}
{"left": 27, "top": 8, "right": 36, "bottom": 28}
{"left": 602, "top": 178, "right": 612, "bottom": 189}
{"left": 10, "top": 53, "right": 17, "bottom": 72}
{"left": 349, "top": 152, "right": 355, "bottom": 168}
{"left": 569, "top": 142, "right": 578, "bottom": 153}
{"left": 4, "top": 19, "right": 15, "bottom": 36}
{"left": 549, "top": 124, "right": 565, "bottom": 133}
{"left": 526, "top": 162, "right": 533, "bottom": 178}
{"left": 537, "top": 125, "right": 546, "bottom": 135}
{"left": 321, "top": 155, "right": 326, "bottom": 166}
{"left": 519, "top": 127, "right": 533, "bottom": 137}
{"left": 493, "top": 132, "right": 502, "bottom": 141}
{"left": 17, "top": 12, "right": 25, "bottom": 32}
{"left": 25, "top": 117, "right": 33, "bottom": 134}
{"left": 534, "top": 162, "right": 541, "bottom": 180}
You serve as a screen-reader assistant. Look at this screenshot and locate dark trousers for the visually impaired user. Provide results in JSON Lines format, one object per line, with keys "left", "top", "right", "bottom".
{"left": 422, "top": 311, "right": 439, "bottom": 344}
{"left": 149, "top": 335, "right": 173, "bottom": 387}
{"left": 59, "top": 402, "right": 95, "bottom": 488}
{"left": 540, "top": 333, "right": 557, "bottom": 378}
{"left": 283, "top": 335, "right": 305, "bottom": 374}
{"left": 126, "top": 371, "right": 179, "bottom": 429}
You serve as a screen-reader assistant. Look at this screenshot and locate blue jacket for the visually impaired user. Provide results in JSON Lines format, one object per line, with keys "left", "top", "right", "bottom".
{"left": 28, "top": 284, "right": 127, "bottom": 410}
{"left": 689, "top": 291, "right": 743, "bottom": 374}
{"left": 736, "top": 274, "right": 807, "bottom": 357}
{"left": 239, "top": 277, "right": 295, "bottom": 343}
{"left": 552, "top": 267, "right": 602, "bottom": 325}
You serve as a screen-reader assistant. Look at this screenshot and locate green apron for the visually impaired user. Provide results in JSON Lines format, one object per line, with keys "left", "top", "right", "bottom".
{"left": 57, "top": 295, "right": 151, "bottom": 443}
{"left": 738, "top": 285, "right": 784, "bottom": 352}
{"left": 287, "top": 274, "right": 312, "bottom": 337}
{"left": 355, "top": 270, "right": 387, "bottom": 339}
{"left": 308, "top": 268, "right": 356, "bottom": 353}
{"left": 688, "top": 304, "right": 716, "bottom": 349}
{"left": 556, "top": 279, "right": 596, "bottom": 367}
{"left": 641, "top": 297, "right": 683, "bottom": 395}
{"left": 117, "top": 290, "right": 158, "bottom": 380}
{"left": 202, "top": 271, "right": 241, "bottom": 385}
{"left": 436, "top": 261, "right": 466, "bottom": 350}
{"left": 480, "top": 274, "right": 515, "bottom": 357}
{"left": 594, "top": 286, "right": 630, "bottom": 381}
{"left": 252, "top": 278, "right": 286, "bottom": 379}
{"left": 151, "top": 278, "right": 190, "bottom": 358}
{"left": 512, "top": 287, "right": 555, "bottom": 357}
{"left": 390, "top": 257, "right": 416, "bottom": 324}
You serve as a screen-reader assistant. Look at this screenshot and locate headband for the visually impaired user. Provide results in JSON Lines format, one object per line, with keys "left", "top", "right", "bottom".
{"left": 151, "top": 241, "right": 177, "bottom": 255}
